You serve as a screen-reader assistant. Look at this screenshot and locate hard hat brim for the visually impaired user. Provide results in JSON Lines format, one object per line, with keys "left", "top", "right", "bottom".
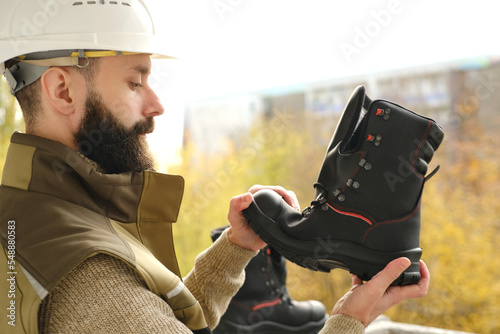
{"left": 1, "top": 32, "right": 175, "bottom": 65}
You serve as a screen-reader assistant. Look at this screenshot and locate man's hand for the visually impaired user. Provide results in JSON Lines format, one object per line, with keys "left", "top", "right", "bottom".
{"left": 226, "top": 185, "right": 300, "bottom": 251}
{"left": 331, "top": 257, "right": 430, "bottom": 327}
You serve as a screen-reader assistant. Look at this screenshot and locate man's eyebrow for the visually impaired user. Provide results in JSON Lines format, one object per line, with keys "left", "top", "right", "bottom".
{"left": 130, "top": 65, "right": 151, "bottom": 75}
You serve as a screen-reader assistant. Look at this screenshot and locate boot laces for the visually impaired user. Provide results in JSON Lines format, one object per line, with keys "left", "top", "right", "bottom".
{"left": 302, "top": 183, "right": 329, "bottom": 217}
{"left": 275, "top": 286, "right": 293, "bottom": 307}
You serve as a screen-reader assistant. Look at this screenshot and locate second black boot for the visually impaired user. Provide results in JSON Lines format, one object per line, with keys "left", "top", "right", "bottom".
{"left": 211, "top": 227, "right": 328, "bottom": 334}
{"left": 242, "top": 86, "right": 444, "bottom": 286}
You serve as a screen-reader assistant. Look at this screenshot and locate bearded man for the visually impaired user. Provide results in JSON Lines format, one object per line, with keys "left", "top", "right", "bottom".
{"left": 0, "top": 1, "right": 429, "bottom": 334}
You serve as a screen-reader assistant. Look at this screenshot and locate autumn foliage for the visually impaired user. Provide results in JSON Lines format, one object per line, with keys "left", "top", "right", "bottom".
{"left": 169, "top": 111, "right": 500, "bottom": 334}
{"left": 1, "top": 73, "right": 498, "bottom": 332}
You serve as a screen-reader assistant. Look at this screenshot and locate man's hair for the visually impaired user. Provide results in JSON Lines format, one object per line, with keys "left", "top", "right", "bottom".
{"left": 4, "top": 57, "right": 100, "bottom": 129}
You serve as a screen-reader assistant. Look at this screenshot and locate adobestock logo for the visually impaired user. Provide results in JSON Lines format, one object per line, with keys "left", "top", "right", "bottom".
{"left": 18, "top": 0, "right": 70, "bottom": 35}
{"left": 212, "top": 0, "right": 244, "bottom": 21}
{"left": 9, "top": 0, "right": 71, "bottom": 53}
{"left": 339, "top": 0, "right": 409, "bottom": 64}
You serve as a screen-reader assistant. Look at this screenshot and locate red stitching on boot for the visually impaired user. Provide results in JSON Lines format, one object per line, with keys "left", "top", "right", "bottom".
{"left": 252, "top": 297, "right": 281, "bottom": 311}
{"left": 360, "top": 199, "right": 421, "bottom": 245}
{"left": 326, "top": 203, "right": 373, "bottom": 225}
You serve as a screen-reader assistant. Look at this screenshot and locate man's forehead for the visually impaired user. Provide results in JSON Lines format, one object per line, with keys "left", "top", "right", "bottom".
{"left": 101, "top": 54, "right": 152, "bottom": 74}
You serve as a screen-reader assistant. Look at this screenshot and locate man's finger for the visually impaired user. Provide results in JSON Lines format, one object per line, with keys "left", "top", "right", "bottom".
{"left": 351, "top": 274, "right": 364, "bottom": 287}
{"left": 248, "top": 184, "right": 286, "bottom": 194}
{"left": 395, "top": 260, "right": 431, "bottom": 300}
{"left": 282, "top": 190, "right": 301, "bottom": 212}
{"left": 369, "top": 257, "right": 411, "bottom": 294}
{"left": 248, "top": 185, "right": 301, "bottom": 211}
{"left": 227, "top": 192, "right": 253, "bottom": 223}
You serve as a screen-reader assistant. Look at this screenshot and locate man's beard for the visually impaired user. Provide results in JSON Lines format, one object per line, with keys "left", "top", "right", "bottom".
{"left": 74, "top": 90, "right": 155, "bottom": 174}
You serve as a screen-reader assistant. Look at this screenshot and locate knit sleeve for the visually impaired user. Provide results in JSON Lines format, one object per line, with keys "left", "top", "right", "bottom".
{"left": 38, "top": 253, "right": 193, "bottom": 334}
{"left": 318, "top": 314, "right": 366, "bottom": 334}
{"left": 183, "top": 228, "right": 258, "bottom": 329}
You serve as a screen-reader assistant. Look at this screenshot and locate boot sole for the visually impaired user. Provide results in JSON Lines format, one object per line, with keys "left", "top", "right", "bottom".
{"left": 214, "top": 316, "right": 328, "bottom": 334}
{"left": 243, "top": 204, "right": 422, "bottom": 286}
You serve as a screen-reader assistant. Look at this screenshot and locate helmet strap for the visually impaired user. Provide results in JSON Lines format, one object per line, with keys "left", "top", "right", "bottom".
{"left": 3, "top": 49, "right": 143, "bottom": 95}
{"left": 4, "top": 61, "right": 49, "bottom": 95}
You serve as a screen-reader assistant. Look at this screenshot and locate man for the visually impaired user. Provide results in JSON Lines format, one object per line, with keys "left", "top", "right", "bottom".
{"left": 0, "top": 1, "right": 429, "bottom": 333}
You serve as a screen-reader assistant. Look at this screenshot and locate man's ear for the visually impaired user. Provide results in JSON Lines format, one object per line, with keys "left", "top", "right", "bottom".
{"left": 40, "top": 67, "right": 79, "bottom": 115}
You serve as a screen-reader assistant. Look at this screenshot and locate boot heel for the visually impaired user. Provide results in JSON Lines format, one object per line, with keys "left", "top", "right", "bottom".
{"left": 397, "top": 264, "right": 421, "bottom": 286}
{"left": 353, "top": 261, "right": 421, "bottom": 286}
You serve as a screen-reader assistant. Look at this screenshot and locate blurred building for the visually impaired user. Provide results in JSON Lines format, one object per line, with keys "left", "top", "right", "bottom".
{"left": 184, "top": 94, "right": 265, "bottom": 154}
{"left": 184, "top": 56, "right": 500, "bottom": 155}
{"left": 183, "top": 85, "right": 306, "bottom": 154}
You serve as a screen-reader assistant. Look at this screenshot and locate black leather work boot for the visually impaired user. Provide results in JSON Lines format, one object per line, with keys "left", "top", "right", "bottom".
{"left": 211, "top": 227, "right": 328, "bottom": 334}
{"left": 242, "top": 86, "right": 444, "bottom": 286}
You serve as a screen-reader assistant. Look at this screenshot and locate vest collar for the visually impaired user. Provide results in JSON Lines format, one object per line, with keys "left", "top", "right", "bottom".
{"left": 2, "top": 132, "right": 184, "bottom": 224}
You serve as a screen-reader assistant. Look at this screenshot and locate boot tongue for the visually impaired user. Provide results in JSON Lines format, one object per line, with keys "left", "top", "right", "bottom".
{"left": 314, "top": 86, "right": 371, "bottom": 199}
{"left": 329, "top": 86, "right": 368, "bottom": 150}
{"left": 340, "top": 90, "right": 374, "bottom": 154}
{"left": 340, "top": 109, "right": 369, "bottom": 154}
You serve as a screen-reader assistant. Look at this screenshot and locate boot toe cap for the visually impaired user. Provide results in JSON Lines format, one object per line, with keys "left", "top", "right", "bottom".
{"left": 302, "top": 300, "right": 328, "bottom": 322}
{"left": 253, "top": 189, "right": 286, "bottom": 220}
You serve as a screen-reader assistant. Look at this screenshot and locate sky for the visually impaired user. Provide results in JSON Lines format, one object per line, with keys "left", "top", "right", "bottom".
{"left": 148, "top": 0, "right": 500, "bottom": 99}
{"left": 2, "top": 1, "right": 498, "bottom": 166}
{"left": 143, "top": 0, "right": 500, "bottom": 166}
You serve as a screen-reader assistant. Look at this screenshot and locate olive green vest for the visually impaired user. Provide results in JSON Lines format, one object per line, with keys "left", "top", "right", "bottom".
{"left": 0, "top": 132, "right": 210, "bottom": 333}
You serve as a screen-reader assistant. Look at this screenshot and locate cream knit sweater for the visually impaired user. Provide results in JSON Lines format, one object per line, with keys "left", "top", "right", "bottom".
{"left": 38, "top": 230, "right": 364, "bottom": 334}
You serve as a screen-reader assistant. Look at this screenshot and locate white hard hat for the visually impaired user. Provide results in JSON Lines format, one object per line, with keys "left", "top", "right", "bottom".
{"left": 0, "top": 0, "right": 174, "bottom": 94}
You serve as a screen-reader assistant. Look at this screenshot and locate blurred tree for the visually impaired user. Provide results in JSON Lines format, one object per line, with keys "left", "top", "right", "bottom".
{"left": 0, "top": 77, "right": 24, "bottom": 171}
{"left": 398, "top": 116, "right": 500, "bottom": 334}
{"left": 172, "top": 110, "right": 500, "bottom": 334}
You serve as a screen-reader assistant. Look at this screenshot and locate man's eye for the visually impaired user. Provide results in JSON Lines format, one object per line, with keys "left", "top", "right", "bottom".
{"left": 130, "top": 82, "right": 143, "bottom": 89}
